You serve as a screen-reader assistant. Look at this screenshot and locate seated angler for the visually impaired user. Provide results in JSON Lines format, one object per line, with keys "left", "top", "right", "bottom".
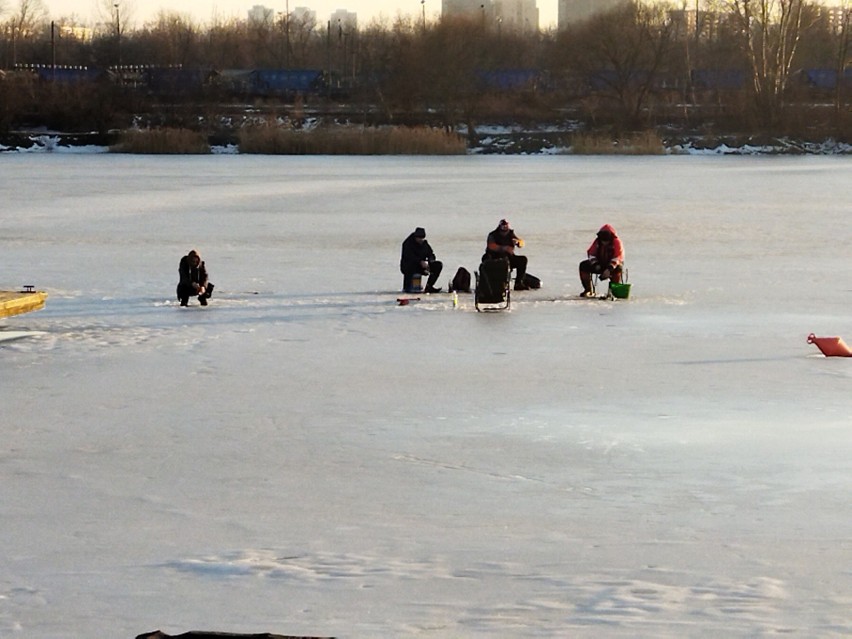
{"left": 483, "top": 218, "right": 529, "bottom": 291}
{"left": 400, "top": 227, "right": 443, "bottom": 294}
{"left": 579, "top": 224, "right": 624, "bottom": 298}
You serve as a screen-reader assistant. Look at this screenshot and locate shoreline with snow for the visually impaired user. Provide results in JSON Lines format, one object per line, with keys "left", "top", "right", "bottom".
{"left": 2, "top": 128, "right": 850, "bottom": 155}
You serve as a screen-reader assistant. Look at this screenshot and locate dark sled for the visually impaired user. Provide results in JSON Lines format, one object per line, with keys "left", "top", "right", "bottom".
{"left": 475, "top": 258, "right": 511, "bottom": 312}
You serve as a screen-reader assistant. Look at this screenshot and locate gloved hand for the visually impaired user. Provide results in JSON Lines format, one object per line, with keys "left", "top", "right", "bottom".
{"left": 601, "top": 269, "right": 611, "bottom": 280}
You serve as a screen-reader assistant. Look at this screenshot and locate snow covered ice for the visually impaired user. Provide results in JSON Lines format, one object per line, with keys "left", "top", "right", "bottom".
{"left": 1, "top": 154, "right": 851, "bottom": 638}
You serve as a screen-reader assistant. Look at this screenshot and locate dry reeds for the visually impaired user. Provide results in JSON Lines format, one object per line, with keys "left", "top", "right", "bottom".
{"left": 111, "top": 128, "right": 211, "bottom": 154}
{"left": 569, "top": 130, "right": 665, "bottom": 155}
{"left": 237, "top": 124, "right": 467, "bottom": 155}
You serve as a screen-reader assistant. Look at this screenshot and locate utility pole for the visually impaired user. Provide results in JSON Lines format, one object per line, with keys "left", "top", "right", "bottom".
{"left": 114, "top": 3, "right": 121, "bottom": 67}
{"left": 326, "top": 20, "right": 331, "bottom": 88}
{"left": 51, "top": 21, "right": 56, "bottom": 81}
{"left": 285, "top": 0, "right": 290, "bottom": 69}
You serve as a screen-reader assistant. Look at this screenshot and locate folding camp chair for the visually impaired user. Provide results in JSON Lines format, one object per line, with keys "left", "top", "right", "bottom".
{"left": 475, "top": 258, "right": 511, "bottom": 312}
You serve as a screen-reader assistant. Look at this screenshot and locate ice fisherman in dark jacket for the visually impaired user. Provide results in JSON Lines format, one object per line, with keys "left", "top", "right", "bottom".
{"left": 483, "top": 218, "right": 529, "bottom": 290}
{"left": 400, "top": 227, "right": 443, "bottom": 293}
{"left": 177, "top": 249, "right": 214, "bottom": 306}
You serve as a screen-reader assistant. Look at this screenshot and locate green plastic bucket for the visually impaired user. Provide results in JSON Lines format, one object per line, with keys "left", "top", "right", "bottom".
{"left": 610, "top": 282, "right": 631, "bottom": 299}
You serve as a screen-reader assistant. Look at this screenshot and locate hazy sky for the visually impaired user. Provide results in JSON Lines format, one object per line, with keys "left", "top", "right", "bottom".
{"left": 42, "top": 0, "right": 560, "bottom": 29}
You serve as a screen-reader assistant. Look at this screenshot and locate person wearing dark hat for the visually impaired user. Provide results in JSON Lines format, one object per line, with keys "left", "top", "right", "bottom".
{"left": 579, "top": 224, "right": 624, "bottom": 297}
{"left": 400, "top": 227, "right": 443, "bottom": 294}
{"left": 483, "top": 218, "right": 529, "bottom": 290}
{"left": 177, "top": 249, "right": 214, "bottom": 307}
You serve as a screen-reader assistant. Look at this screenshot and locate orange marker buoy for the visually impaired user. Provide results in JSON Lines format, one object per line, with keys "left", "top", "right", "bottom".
{"left": 807, "top": 333, "right": 852, "bottom": 357}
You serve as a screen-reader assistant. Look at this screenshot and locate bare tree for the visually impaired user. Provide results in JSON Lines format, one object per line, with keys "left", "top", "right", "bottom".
{"left": 415, "top": 16, "right": 491, "bottom": 135}
{"left": 245, "top": 5, "right": 278, "bottom": 66}
{"left": 205, "top": 16, "right": 251, "bottom": 68}
{"left": 97, "top": 0, "right": 134, "bottom": 34}
{"left": 288, "top": 11, "right": 318, "bottom": 67}
{"left": 3, "top": 0, "right": 47, "bottom": 66}
{"left": 138, "top": 10, "right": 200, "bottom": 66}
{"left": 831, "top": 1, "right": 851, "bottom": 118}
{"left": 563, "top": 1, "right": 677, "bottom": 129}
{"left": 93, "top": 0, "right": 136, "bottom": 66}
{"left": 726, "top": 0, "right": 813, "bottom": 126}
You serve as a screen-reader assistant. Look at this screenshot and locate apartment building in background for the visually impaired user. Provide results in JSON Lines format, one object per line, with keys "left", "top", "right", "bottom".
{"left": 442, "top": 0, "right": 539, "bottom": 31}
{"left": 557, "top": 0, "right": 622, "bottom": 28}
{"left": 329, "top": 8, "right": 358, "bottom": 32}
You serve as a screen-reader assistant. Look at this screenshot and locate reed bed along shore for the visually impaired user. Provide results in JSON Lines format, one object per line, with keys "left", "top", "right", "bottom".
{"left": 111, "top": 128, "right": 211, "bottom": 154}
{"left": 237, "top": 124, "right": 467, "bottom": 155}
{"left": 568, "top": 130, "right": 666, "bottom": 155}
{"left": 104, "top": 125, "right": 760, "bottom": 156}
{"left": 109, "top": 124, "right": 467, "bottom": 155}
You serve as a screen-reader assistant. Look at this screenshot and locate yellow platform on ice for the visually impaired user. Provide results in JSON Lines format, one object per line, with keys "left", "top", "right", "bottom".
{"left": 0, "top": 289, "right": 47, "bottom": 319}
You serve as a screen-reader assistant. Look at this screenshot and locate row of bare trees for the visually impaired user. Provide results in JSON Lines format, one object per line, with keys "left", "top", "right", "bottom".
{"left": 1, "top": 0, "right": 849, "bottom": 134}
{"left": 727, "top": 0, "right": 850, "bottom": 124}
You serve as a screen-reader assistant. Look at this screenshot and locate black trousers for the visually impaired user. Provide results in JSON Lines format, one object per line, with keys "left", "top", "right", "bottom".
{"left": 484, "top": 253, "right": 527, "bottom": 282}
{"left": 579, "top": 260, "right": 622, "bottom": 281}
{"left": 177, "top": 282, "right": 214, "bottom": 304}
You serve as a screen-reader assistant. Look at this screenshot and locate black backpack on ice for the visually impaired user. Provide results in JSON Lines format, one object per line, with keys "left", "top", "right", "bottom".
{"left": 449, "top": 267, "right": 472, "bottom": 293}
{"left": 523, "top": 273, "right": 541, "bottom": 289}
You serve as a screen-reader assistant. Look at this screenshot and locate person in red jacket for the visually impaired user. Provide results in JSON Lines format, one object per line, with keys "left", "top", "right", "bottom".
{"left": 579, "top": 224, "right": 624, "bottom": 297}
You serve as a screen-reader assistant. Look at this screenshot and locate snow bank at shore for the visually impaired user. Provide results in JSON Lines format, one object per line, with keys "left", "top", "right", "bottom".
{"left": 2, "top": 130, "right": 850, "bottom": 155}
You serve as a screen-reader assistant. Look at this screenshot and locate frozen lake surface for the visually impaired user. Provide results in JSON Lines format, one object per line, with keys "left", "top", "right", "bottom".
{"left": 1, "top": 154, "right": 851, "bottom": 637}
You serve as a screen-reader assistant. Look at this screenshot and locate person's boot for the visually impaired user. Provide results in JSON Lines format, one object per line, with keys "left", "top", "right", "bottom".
{"left": 199, "top": 296, "right": 208, "bottom": 306}
{"left": 179, "top": 297, "right": 189, "bottom": 307}
{"left": 579, "top": 272, "right": 594, "bottom": 297}
{"left": 424, "top": 272, "right": 442, "bottom": 293}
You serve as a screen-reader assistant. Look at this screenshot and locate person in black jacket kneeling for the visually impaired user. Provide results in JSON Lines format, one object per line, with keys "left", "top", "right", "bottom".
{"left": 400, "top": 227, "right": 443, "bottom": 294}
{"left": 177, "top": 249, "right": 214, "bottom": 307}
